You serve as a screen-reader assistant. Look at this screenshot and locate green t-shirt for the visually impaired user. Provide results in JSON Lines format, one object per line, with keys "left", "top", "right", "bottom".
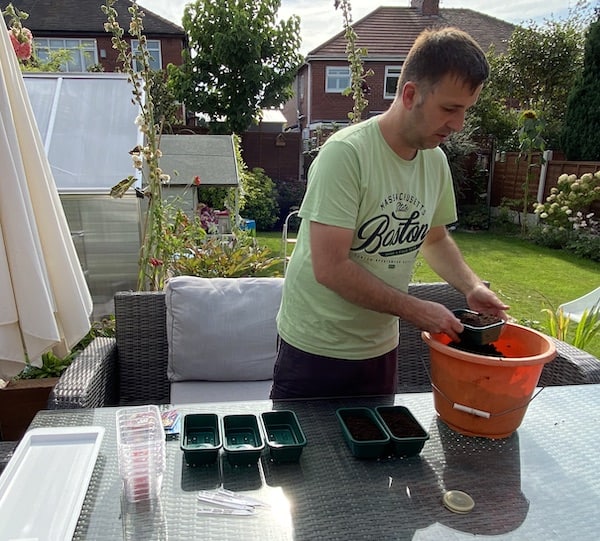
{"left": 277, "top": 116, "right": 457, "bottom": 359}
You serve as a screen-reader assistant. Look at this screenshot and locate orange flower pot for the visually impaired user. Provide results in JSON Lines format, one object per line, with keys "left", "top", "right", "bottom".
{"left": 422, "top": 323, "right": 556, "bottom": 439}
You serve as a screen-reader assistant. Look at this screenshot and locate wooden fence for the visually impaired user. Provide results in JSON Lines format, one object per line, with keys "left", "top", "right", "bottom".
{"left": 490, "top": 151, "right": 600, "bottom": 214}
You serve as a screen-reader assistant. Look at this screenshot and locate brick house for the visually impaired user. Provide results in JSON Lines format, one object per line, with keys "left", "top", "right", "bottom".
{"left": 4, "top": 0, "right": 185, "bottom": 72}
{"left": 282, "top": 0, "right": 516, "bottom": 166}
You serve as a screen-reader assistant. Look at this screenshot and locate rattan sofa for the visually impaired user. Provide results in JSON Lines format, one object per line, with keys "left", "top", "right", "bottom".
{"left": 48, "top": 282, "right": 600, "bottom": 409}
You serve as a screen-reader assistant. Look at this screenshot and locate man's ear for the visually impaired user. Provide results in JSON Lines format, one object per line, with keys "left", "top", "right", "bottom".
{"left": 402, "top": 82, "right": 418, "bottom": 109}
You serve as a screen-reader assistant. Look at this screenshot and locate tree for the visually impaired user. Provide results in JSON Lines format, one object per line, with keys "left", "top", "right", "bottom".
{"left": 468, "top": 48, "right": 520, "bottom": 150}
{"left": 169, "top": 0, "right": 302, "bottom": 134}
{"left": 480, "top": 2, "right": 593, "bottom": 149}
{"left": 147, "top": 70, "right": 181, "bottom": 131}
{"left": 561, "top": 12, "right": 600, "bottom": 160}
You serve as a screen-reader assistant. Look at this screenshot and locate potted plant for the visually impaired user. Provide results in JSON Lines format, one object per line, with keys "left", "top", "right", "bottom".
{"left": 0, "top": 319, "right": 115, "bottom": 441}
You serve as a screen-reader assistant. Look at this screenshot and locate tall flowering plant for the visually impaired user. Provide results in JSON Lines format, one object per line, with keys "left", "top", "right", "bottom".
{"left": 3, "top": 3, "right": 33, "bottom": 62}
{"left": 102, "top": 0, "right": 169, "bottom": 290}
{"left": 517, "top": 109, "right": 546, "bottom": 234}
{"left": 333, "top": 0, "right": 373, "bottom": 124}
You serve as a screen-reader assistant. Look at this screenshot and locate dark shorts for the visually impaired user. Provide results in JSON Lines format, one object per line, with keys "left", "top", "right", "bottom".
{"left": 270, "top": 338, "right": 398, "bottom": 399}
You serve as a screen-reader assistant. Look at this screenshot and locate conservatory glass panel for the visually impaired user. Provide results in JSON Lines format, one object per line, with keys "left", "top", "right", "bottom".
{"left": 24, "top": 73, "right": 141, "bottom": 191}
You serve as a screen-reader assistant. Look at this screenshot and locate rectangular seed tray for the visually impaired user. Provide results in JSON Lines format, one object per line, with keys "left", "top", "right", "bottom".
{"left": 222, "top": 414, "right": 265, "bottom": 466}
{"left": 374, "top": 406, "right": 429, "bottom": 457}
{"left": 261, "top": 410, "right": 307, "bottom": 463}
{"left": 336, "top": 407, "right": 390, "bottom": 459}
{"left": 180, "top": 413, "right": 221, "bottom": 466}
{"left": 453, "top": 308, "right": 505, "bottom": 345}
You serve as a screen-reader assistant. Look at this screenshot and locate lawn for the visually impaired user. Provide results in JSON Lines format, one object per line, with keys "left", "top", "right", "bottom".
{"left": 257, "top": 229, "right": 600, "bottom": 358}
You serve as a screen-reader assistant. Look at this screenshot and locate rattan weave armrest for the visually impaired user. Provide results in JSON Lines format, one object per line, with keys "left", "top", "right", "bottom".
{"left": 48, "top": 337, "right": 119, "bottom": 409}
{"left": 0, "top": 441, "right": 17, "bottom": 473}
{"left": 398, "top": 282, "right": 600, "bottom": 390}
{"left": 538, "top": 338, "right": 600, "bottom": 386}
{"left": 114, "top": 291, "right": 170, "bottom": 405}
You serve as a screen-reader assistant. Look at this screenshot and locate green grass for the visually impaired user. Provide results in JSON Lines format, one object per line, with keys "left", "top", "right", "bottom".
{"left": 257, "top": 229, "right": 600, "bottom": 358}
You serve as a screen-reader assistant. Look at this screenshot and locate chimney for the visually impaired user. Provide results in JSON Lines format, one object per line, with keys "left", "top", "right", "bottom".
{"left": 410, "top": 0, "right": 440, "bottom": 16}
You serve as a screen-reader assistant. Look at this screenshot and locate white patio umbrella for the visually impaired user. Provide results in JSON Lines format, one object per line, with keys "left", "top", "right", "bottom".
{"left": 0, "top": 27, "right": 93, "bottom": 381}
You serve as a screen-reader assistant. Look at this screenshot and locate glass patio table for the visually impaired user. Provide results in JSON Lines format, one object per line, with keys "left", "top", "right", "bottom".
{"left": 20, "top": 385, "right": 600, "bottom": 540}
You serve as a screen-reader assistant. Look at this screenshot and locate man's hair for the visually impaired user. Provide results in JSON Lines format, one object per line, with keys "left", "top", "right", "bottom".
{"left": 397, "top": 27, "right": 489, "bottom": 96}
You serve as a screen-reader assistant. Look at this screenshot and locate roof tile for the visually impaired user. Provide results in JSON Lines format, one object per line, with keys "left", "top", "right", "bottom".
{"left": 4, "top": 0, "right": 184, "bottom": 35}
{"left": 309, "top": 6, "right": 514, "bottom": 58}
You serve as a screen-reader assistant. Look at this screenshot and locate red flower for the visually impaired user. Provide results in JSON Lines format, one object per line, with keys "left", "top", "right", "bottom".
{"left": 9, "top": 27, "right": 33, "bottom": 61}
{"left": 193, "top": 175, "right": 201, "bottom": 186}
{"left": 149, "top": 258, "right": 163, "bottom": 267}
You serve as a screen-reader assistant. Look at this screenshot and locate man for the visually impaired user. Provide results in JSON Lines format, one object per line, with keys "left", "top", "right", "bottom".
{"left": 271, "top": 27, "right": 508, "bottom": 399}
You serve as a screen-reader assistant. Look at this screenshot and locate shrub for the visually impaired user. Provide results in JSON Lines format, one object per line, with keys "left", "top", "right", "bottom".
{"left": 566, "top": 230, "right": 600, "bottom": 261}
{"left": 457, "top": 204, "right": 490, "bottom": 230}
{"left": 169, "top": 232, "right": 281, "bottom": 277}
{"left": 533, "top": 171, "right": 600, "bottom": 229}
{"left": 275, "top": 180, "right": 306, "bottom": 229}
{"left": 240, "top": 167, "right": 280, "bottom": 231}
{"left": 528, "top": 224, "right": 574, "bottom": 250}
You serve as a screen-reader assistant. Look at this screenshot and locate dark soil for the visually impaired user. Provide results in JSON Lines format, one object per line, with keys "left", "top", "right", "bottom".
{"left": 449, "top": 341, "right": 504, "bottom": 357}
{"left": 457, "top": 311, "right": 502, "bottom": 328}
{"left": 342, "top": 414, "right": 386, "bottom": 441}
{"left": 378, "top": 410, "right": 425, "bottom": 438}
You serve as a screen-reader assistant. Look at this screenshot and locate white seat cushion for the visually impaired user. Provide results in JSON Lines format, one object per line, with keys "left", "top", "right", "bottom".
{"left": 165, "top": 276, "right": 283, "bottom": 382}
{"left": 170, "top": 380, "right": 273, "bottom": 404}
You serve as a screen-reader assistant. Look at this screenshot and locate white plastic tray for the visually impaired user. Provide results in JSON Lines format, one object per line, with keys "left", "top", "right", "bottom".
{"left": 0, "top": 426, "right": 104, "bottom": 541}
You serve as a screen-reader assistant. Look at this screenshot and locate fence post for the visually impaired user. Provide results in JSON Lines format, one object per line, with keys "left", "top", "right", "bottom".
{"left": 536, "top": 150, "right": 554, "bottom": 204}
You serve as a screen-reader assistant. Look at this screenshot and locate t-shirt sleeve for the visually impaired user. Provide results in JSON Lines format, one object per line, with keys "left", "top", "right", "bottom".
{"left": 299, "top": 140, "right": 362, "bottom": 230}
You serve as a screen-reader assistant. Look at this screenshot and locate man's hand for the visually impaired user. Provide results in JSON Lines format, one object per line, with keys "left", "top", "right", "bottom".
{"left": 406, "top": 300, "right": 465, "bottom": 343}
{"left": 465, "top": 284, "right": 510, "bottom": 321}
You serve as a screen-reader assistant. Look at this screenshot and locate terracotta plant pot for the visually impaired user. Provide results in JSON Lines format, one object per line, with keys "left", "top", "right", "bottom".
{"left": 422, "top": 323, "right": 556, "bottom": 439}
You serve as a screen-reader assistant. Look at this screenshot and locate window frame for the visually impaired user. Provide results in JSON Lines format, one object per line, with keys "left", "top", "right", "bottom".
{"left": 33, "top": 37, "right": 98, "bottom": 72}
{"left": 325, "top": 66, "right": 351, "bottom": 93}
{"left": 384, "top": 65, "right": 403, "bottom": 99}
{"left": 131, "top": 39, "right": 162, "bottom": 71}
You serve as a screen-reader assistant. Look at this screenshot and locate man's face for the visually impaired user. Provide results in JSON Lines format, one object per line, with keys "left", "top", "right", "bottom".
{"left": 405, "top": 75, "right": 483, "bottom": 150}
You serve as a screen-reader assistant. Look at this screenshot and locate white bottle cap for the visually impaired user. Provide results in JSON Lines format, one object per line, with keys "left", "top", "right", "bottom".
{"left": 442, "top": 490, "right": 475, "bottom": 514}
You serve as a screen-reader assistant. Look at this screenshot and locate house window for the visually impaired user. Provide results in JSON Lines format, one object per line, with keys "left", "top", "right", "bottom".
{"left": 131, "top": 39, "right": 162, "bottom": 71}
{"left": 384, "top": 65, "right": 403, "bottom": 99}
{"left": 34, "top": 38, "right": 98, "bottom": 72}
{"left": 326, "top": 66, "right": 350, "bottom": 93}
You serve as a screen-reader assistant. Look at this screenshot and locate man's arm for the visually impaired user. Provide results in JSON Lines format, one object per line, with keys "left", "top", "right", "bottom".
{"left": 309, "top": 221, "right": 466, "bottom": 341}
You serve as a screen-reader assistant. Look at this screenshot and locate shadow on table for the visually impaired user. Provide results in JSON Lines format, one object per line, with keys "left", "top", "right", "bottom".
{"left": 180, "top": 459, "right": 220, "bottom": 492}
{"left": 180, "top": 454, "right": 263, "bottom": 492}
{"left": 418, "top": 417, "right": 530, "bottom": 537}
{"left": 260, "top": 411, "right": 528, "bottom": 540}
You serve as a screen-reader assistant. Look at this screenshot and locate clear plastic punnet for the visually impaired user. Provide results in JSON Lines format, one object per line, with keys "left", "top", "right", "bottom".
{"left": 116, "top": 405, "right": 166, "bottom": 502}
